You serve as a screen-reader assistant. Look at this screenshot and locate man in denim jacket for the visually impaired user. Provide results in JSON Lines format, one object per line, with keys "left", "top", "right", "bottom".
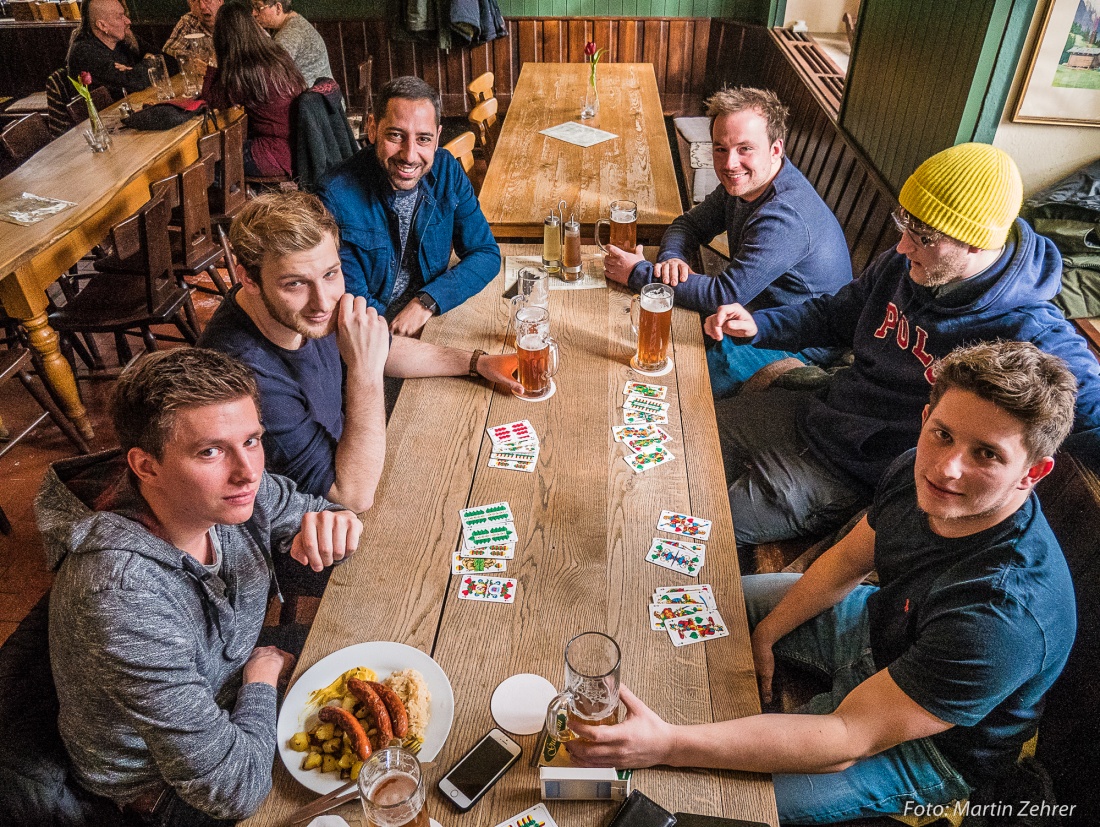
{"left": 317, "top": 76, "right": 500, "bottom": 336}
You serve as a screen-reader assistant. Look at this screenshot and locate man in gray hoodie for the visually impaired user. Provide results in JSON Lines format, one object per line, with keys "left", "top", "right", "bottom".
{"left": 37, "top": 348, "right": 362, "bottom": 825}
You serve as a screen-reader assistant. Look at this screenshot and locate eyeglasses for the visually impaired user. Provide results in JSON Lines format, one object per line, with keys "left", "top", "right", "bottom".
{"left": 891, "top": 207, "right": 944, "bottom": 249}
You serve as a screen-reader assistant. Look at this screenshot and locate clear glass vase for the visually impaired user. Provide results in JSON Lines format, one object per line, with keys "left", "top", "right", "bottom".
{"left": 84, "top": 104, "right": 112, "bottom": 153}
{"left": 581, "top": 74, "right": 599, "bottom": 120}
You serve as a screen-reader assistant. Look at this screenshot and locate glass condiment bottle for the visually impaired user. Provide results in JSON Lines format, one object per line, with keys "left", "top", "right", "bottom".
{"left": 543, "top": 212, "right": 562, "bottom": 276}
{"left": 562, "top": 214, "right": 582, "bottom": 281}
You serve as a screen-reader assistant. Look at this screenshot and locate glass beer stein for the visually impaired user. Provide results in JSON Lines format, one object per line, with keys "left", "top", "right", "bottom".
{"left": 358, "top": 746, "right": 429, "bottom": 827}
{"left": 630, "top": 282, "right": 674, "bottom": 374}
{"left": 595, "top": 200, "right": 638, "bottom": 254}
{"left": 513, "top": 305, "right": 560, "bottom": 401}
{"left": 545, "top": 632, "right": 621, "bottom": 744}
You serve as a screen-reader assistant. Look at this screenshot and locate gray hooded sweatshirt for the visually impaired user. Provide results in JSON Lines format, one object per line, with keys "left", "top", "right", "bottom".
{"left": 36, "top": 451, "right": 336, "bottom": 820}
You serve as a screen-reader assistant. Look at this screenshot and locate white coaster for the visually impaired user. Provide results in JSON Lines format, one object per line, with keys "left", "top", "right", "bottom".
{"left": 490, "top": 673, "right": 558, "bottom": 735}
{"left": 431, "top": 819, "right": 444, "bottom": 827}
{"left": 512, "top": 379, "right": 557, "bottom": 402}
{"left": 630, "top": 356, "right": 674, "bottom": 377}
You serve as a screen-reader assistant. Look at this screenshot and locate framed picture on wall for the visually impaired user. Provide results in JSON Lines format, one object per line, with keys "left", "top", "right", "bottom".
{"left": 1014, "top": 0, "right": 1100, "bottom": 126}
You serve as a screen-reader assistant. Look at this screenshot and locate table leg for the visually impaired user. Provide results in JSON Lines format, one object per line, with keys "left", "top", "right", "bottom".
{"left": 21, "top": 311, "right": 94, "bottom": 441}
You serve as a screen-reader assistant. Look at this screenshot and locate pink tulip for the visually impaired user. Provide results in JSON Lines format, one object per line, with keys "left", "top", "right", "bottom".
{"left": 584, "top": 41, "right": 597, "bottom": 57}
{"left": 79, "top": 71, "right": 92, "bottom": 86}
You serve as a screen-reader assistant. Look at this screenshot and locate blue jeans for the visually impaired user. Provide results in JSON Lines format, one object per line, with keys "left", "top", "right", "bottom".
{"left": 742, "top": 574, "right": 971, "bottom": 824}
{"left": 716, "top": 388, "right": 872, "bottom": 545}
{"left": 706, "top": 335, "right": 806, "bottom": 400}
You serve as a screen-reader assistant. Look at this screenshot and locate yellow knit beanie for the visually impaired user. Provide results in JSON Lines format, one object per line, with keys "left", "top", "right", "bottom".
{"left": 898, "top": 143, "right": 1023, "bottom": 250}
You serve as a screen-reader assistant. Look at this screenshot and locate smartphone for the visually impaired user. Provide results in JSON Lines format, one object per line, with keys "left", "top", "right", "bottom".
{"left": 437, "top": 728, "right": 522, "bottom": 812}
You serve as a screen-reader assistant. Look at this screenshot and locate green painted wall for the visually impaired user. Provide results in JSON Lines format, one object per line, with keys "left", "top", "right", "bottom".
{"left": 839, "top": 0, "right": 1037, "bottom": 193}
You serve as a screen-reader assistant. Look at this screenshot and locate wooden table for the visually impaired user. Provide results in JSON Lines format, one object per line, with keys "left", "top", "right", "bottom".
{"left": 478, "top": 64, "right": 683, "bottom": 244}
{"left": 0, "top": 83, "right": 201, "bottom": 439}
{"left": 242, "top": 245, "right": 777, "bottom": 827}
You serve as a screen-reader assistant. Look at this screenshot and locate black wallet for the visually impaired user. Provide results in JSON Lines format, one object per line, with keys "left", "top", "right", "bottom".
{"left": 674, "top": 814, "right": 771, "bottom": 827}
{"left": 605, "top": 790, "right": 677, "bottom": 827}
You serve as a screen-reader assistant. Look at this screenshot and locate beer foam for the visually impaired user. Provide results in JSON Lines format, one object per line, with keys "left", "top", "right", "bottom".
{"left": 518, "top": 332, "right": 546, "bottom": 351}
{"left": 611, "top": 209, "right": 635, "bottom": 223}
{"left": 640, "top": 291, "right": 673, "bottom": 313}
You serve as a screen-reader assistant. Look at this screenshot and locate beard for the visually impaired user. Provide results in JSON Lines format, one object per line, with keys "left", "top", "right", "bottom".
{"left": 259, "top": 288, "right": 336, "bottom": 339}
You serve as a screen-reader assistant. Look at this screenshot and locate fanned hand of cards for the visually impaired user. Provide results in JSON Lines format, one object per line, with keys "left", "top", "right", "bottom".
{"left": 649, "top": 585, "right": 728, "bottom": 645}
{"left": 487, "top": 419, "right": 540, "bottom": 472}
{"left": 493, "top": 803, "right": 560, "bottom": 827}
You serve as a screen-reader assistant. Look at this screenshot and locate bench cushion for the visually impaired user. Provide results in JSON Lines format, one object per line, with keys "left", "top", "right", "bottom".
{"left": 693, "top": 167, "right": 719, "bottom": 204}
{"left": 674, "top": 115, "right": 711, "bottom": 144}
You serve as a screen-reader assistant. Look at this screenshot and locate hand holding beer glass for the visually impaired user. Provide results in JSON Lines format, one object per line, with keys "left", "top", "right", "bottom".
{"left": 358, "top": 745, "right": 429, "bottom": 827}
{"left": 630, "top": 283, "right": 674, "bottom": 375}
{"left": 513, "top": 306, "right": 559, "bottom": 401}
{"left": 545, "top": 632, "right": 621, "bottom": 745}
{"left": 595, "top": 200, "right": 638, "bottom": 256}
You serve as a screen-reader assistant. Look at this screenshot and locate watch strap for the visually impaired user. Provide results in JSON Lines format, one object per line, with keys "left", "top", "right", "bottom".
{"left": 469, "top": 348, "right": 486, "bottom": 377}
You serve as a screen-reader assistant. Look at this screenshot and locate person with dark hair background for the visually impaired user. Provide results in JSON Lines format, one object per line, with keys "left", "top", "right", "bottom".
{"left": 200, "top": 0, "right": 306, "bottom": 177}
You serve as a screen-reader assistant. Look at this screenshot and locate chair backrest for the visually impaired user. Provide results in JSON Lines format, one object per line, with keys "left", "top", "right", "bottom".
{"left": 358, "top": 56, "right": 373, "bottom": 119}
{"left": 205, "top": 110, "right": 247, "bottom": 221}
{"left": 108, "top": 193, "right": 175, "bottom": 312}
{"left": 442, "top": 131, "right": 476, "bottom": 175}
{"left": 0, "top": 113, "right": 51, "bottom": 166}
{"left": 65, "top": 86, "right": 112, "bottom": 126}
{"left": 176, "top": 160, "right": 219, "bottom": 269}
{"left": 44, "top": 68, "right": 74, "bottom": 138}
{"left": 467, "top": 96, "right": 499, "bottom": 160}
{"left": 58, "top": 0, "right": 80, "bottom": 18}
{"left": 466, "top": 72, "right": 495, "bottom": 107}
{"left": 33, "top": 0, "right": 60, "bottom": 20}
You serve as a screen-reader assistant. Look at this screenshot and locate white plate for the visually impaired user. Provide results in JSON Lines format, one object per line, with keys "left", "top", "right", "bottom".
{"left": 277, "top": 641, "right": 455, "bottom": 794}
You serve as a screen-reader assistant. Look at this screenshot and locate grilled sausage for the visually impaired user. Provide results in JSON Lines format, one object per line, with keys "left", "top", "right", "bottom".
{"left": 367, "top": 680, "right": 409, "bottom": 739}
{"left": 318, "top": 705, "right": 371, "bottom": 761}
{"left": 347, "top": 677, "right": 393, "bottom": 746}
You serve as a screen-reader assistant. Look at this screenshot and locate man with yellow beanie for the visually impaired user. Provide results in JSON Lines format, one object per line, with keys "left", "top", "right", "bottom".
{"left": 704, "top": 142, "right": 1100, "bottom": 549}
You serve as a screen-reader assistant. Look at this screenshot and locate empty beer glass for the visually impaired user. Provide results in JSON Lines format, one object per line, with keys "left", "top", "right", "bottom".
{"left": 545, "top": 632, "right": 621, "bottom": 744}
{"left": 595, "top": 200, "right": 638, "bottom": 254}
{"left": 513, "top": 305, "right": 559, "bottom": 401}
{"left": 630, "top": 283, "right": 674, "bottom": 373}
{"left": 358, "top": 746, "right": 429, "bottom": 827}
{"left": 145, "top": 54, "right": 174, "bottom": 101}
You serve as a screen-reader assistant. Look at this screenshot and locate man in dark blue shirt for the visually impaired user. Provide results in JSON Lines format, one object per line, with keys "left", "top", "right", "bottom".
{"left": 199, "top": 191, "right": 520, "bottom": 515}
{"left": 568, "top": 341, "right": 1077, "bottom": 824}
{"left": 602, "top": 87, "right": 852, "bottom": 396}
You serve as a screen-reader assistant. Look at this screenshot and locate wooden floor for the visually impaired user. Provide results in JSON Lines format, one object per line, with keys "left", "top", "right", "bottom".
{"left": 0, "top": 274, "right": 225, "bottom": 646}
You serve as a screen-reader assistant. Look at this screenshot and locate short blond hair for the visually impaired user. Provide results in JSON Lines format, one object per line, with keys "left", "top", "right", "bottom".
{"left": 705, "top": 87, "right": 789, "bottom": 146}
{"left": 229, "top": 191, "right": 340, "bottom": 283}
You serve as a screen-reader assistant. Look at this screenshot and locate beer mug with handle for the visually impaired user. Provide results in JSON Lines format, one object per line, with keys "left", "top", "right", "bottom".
{"left": 545, "top": 632, "right": 621, "bottom": 746}
{"left": 595, "top": 200, "right": 638, "bottom": 254}
{"left": 513, "top": 306, "right": 559, "bottom": 401}
{"left": 358, "top": 745, "right": 429, "bottom": 827}
{"left": 630, "top": 282, "right": 674, "bottom": 373}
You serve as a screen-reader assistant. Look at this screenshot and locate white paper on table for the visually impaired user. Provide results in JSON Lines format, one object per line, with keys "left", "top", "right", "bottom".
{"left": 539, "top": 121, "right": 618, "bottom": 147}
{"left": 504, "top": 255, "right": 607, "bottom": 291}
{"left": 0, "top": 192, "right": 77, "bottom": 226}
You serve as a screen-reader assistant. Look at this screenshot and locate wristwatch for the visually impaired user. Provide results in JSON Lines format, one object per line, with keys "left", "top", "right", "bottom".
{"left": 414, "top": 291, "right": 438, "bottom": 314}
{"left": 469, "top": 348, "right": 486, "bottom": 377}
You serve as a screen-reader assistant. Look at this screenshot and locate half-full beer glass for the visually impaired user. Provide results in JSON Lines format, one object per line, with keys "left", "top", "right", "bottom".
{"left": 630, "top": 282, "right": 674, "bottom": 373}
{"left": 514, "top": 305, "right": 559, "bottom": 401}
{"left": 595, "top": 200, "right": 637, "bottom": 254}
{"left": 545, "top": 632, "right": 621, "bottom": 744}
{"left": 358, "top": 746, "right": 429, "bottom": 827}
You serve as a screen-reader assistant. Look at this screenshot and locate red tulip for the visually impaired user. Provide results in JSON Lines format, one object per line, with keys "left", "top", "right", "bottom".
{"left": 584, "top": 41, "right": 597, "bottom": 57}
{"left": 79, "top": 71, "right": 92, "bottom": 86}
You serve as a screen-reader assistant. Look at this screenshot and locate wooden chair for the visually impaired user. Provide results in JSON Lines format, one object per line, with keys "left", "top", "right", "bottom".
{"left": 32, "top": 1, "right": 60, "bottom": 20}
{"left": 200, "top": 109, "right": 248, "bottom": 225}
{"left": 64, "top": 86, "right": 112, "bottom": 126}
{"left": 49, "top": 193, "right": 199, "bottom": 371}
{"left": 0, "top": 113, "right": 51, "bottom": 171}
{"left": 442, "top": 131, "right": 476, "bottom": 175}
{"left": 467, "top": 97, "right": 500, "bottom": 162}
{"left": 466, "top": 72, "right": 494, "bottom": 107}
{"left": 58, "top": 0, "right": 80, "bottom": 18}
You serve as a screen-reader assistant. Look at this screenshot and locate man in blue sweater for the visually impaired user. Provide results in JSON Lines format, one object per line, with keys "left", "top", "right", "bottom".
{"left": 602, "top": 87, "right": 852, "bottom": 396}
{"left": 317, "top": 76, "right": 500, "bottom": 337}
{"left": 705, "top": 142, "right": 1100, "bottom": 547}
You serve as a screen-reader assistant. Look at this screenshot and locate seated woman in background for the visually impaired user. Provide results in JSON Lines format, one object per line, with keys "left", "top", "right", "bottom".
{"left": 201, "top": 0, "right": 305, "bottom": 177}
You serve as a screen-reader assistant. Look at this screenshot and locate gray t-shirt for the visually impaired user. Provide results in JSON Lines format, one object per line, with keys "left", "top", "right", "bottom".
{"left": 274, "top": 13, "right": 333, "bottom": 87}
{"left": 389, "top": 185, "right": 422, "bottom": 310}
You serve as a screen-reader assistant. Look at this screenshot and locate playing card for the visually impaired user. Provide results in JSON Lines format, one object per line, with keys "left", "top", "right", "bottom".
{"left": 623, "top": 410, "right": 669, "bottom": 425}
{"left": 654, "top": 583, "right": 713, "bottom": 597}
{"left": 458, "top": 575, "right": 517, "bottom": 603}
{"left": 656, "top": 537, "right": 706, "bottom": 556}
{"left": 452, "top": 553, "right": 507, "bottom": 574}
{"left": 652, "top": 589, "right": 715, "bottom": 609}
{"left": 648, "top": 602, "right": 707, "bottom": 630}
{"left": 645, "top": 537, "right": 704, "bottom": 576}
{"left": 622, "top": 381, "right": 668, "bottom": 399}
{"left": 656, "top": 509, "right": 713, "bottom": 540}
{"left": 487, "top": 420, "right": 538, "bottom": 446}
{"left": 494, "top": 437, "right": 540, "bottom": 453}
{"left": 623, "top": 395, "right": 670, "bottom": 416}
{"left": 488, "top": 455, "right": 538, "bottom": 472}
{"left": 612, "top": 423, "right": 658, "bottom": 443}
{"left": 459, "top": 502, "right": 514, "bottom": 530}
{"left": 489, "top": 447, "right": 540, "bottom": 462}
{"left": 666, "top": 611, "right": 730, "bottom": 646}
{"left": 492, "top": 802, "right": 560, "bottom": 827}
{"left": 624, "top": 444, "right": 675, "bottom": 474}
{"left": 463, "top": 522, "right": 518, "bottom": 549}
{"left": 625, "top": 429, "right": 672, "bottom": 453}
{"left": 458, "top": 541, "right": 516, "bottom": 559}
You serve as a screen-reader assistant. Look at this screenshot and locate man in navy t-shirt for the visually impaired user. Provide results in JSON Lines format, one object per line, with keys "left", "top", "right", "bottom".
{"left": 199, "top": 191, "right": 520, "bottom": 516}
{"left": 567, "top": 341, "right": 1077, "bottom": 824}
